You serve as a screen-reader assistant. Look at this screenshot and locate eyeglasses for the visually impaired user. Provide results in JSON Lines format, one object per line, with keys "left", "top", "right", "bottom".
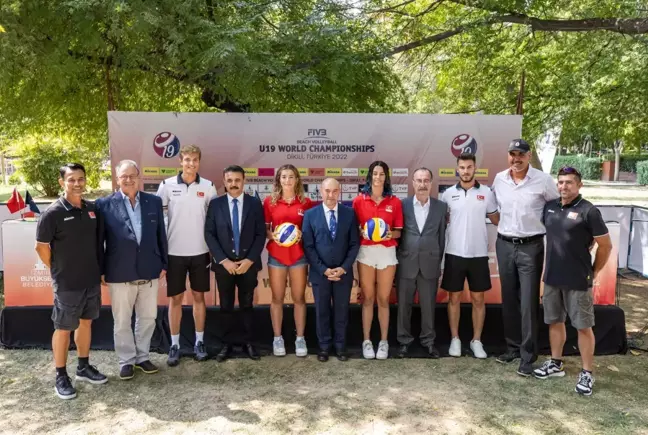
{"left": 118, "top": 175, "right": 139, "bottom": 181}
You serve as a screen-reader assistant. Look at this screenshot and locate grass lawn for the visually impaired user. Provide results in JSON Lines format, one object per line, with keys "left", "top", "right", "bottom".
{"left": 0, "top": 276, "right": 647, "bottom": 434}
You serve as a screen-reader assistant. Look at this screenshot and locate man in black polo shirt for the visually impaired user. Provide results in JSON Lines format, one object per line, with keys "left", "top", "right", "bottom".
{"left": 35, "top": 163, "right": 108, "bottom": 400}
{"left": 533, "top": 167, "right": 612, "bottom": 396}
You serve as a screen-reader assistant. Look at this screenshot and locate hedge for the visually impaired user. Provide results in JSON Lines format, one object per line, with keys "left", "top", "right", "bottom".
{"left": 601, "top": 154, "right": 648, "bottom": 173}
{"left": 638, "top": 161, "right": 648, "bottom": 185}
{"left": 550, "top": 155, "right": 602, "bottom": 180}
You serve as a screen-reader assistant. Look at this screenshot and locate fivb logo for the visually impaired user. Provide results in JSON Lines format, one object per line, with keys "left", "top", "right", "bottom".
{"left": 153, "top": 132, "right": 181, "bottom": 158}
{"left": 307, "top": 128, "right": 328, "bottom": 138}
{"left": 450, "top": 134, "right": 478, "bottom": 157}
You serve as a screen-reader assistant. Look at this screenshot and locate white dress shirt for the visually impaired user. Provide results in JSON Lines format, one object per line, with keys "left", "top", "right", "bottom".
{"left": 492, "top": 166, "right": 560, "bottom": 237}
{"left": 227, "top": 193, "right": 244, "bottom": 232}
{"left": 323, "top": 202, "right": 338, "bottom": 228}
{"left": 413, "top": 197, "right": 431, "bottom": 233}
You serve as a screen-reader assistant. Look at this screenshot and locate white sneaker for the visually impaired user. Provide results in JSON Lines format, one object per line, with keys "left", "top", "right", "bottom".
{"left": 273, "top": 336, "right": 286, "bottom": 357}
{"left": 449, "top": 337, "right": 462, "bottom": 357}
{"left": 295, "top": 337, "right": 308, "bottom": 357}
{"left": 362, "top": 340, "right": 375, "bottom": 359}
{"left": 376, "top": 340, "right": 389, "bottom": 360}
{"left": 470, "top": 340, "right": 487, "bottom": 359}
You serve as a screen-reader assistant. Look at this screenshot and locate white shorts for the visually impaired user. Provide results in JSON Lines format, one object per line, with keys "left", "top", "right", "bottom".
{"left": 356, "top": 245, "right": 398, "bottom": 270}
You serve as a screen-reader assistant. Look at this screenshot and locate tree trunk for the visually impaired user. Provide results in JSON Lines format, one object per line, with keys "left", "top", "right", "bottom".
{"left": 613, "top": 140, "right": 623, "bottom": 181}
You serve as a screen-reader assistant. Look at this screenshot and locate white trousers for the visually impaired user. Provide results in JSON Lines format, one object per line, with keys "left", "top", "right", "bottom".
{"left": 109, "top": 279, "right": 159, "bottom": 367}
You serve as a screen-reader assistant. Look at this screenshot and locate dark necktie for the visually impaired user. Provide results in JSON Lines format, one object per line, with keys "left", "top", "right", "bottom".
{"left": 329, "top": 209, "right": 337, "bottom": 240}
{"left": 232, "top": 198, "right": 240, "bottom": 256}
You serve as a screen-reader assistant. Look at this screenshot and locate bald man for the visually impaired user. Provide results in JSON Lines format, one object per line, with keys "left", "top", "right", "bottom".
{"left": 302, "top": 179, "right": 360, "bottom": 361}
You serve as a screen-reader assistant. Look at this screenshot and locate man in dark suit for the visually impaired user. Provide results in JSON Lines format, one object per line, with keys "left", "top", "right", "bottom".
{"left": 302, "top": 178, "right": 360, "bottom": 362}
{"left": 205, "top": 165, "right": 266, "bottom": 361}
{"left": 96, "top": 160, "right": 168, "bottom": 380}
{"left": 396, "top": 167, "right": 447, "bottom": 358}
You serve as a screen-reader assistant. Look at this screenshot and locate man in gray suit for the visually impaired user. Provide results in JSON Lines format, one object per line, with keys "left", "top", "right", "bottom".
{"left": 396, "top": 167, "right": 447, "bottom": 358}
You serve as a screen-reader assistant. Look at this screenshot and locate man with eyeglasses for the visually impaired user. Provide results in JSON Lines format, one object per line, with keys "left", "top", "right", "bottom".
{"left": 36, "top": 163, "right": 108, "bottom": 400}
{"left": 96, "top": 160, "right": 168, "bottom": 380}
{"left": 491, "top": 139, "right": 559, "bottom": 376}
{"left": 533, "top": 167, "right": 611, "bottom": 396}
{"left": 396, "top": 167, "right": 447, "bottom": 358}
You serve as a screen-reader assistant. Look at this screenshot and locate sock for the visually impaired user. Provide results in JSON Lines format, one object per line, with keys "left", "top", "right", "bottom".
{"left": 296, "top": 336, "right": 304, "bottom": 341}
{"left": 552, "top": 358, "right": 563, "bottom": 366}
{"left": 582, "top": 369, "right": 592, "bottom": 374}
{"left": 195, "top": 331, "right": 204, "bottom": 346}
{"left": 56, "top": 367, "right": 67, "bottom": 377}
{"left": 274, "top": 336, "right": 282, "bottom": 341}
{"left": 77, "top": 357, "right": 89, "bottom": 369}
{"left": 171, "top": 334, "right": 180, "bottom": 347}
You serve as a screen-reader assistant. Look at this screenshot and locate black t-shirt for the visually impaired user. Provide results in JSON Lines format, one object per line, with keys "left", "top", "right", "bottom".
{"left": 36, "top": 197, "right": 101, "bottom": 291}
{"left": 542, "top": 195, "right": 609, "bottom": 290}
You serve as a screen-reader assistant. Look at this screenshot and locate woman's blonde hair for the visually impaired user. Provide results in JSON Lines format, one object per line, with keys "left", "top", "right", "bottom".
{"left": 271, "top": 164, "right": 306, "bottom": 205}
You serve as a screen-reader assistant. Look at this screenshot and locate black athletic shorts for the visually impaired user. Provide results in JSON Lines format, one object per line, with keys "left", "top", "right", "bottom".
{"left": 52, "top": 283, "right": 101, "bottom": 331}
{"left": 441, "top": 253, "right": 491, "bottom": 292}
{"left": 166, "top": 253, "right": 211, "bottom": 297}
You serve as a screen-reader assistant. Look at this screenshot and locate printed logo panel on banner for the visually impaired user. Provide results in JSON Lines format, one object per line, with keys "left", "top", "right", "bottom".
{"left": 392, "top": 168, "right": 409, "bottom": 177}
{"left": 439, "top": 168, "right": 457, "bottom": 177}
{"left": 153, "top": 132, "right": 181, "bottom": 158}
{"left": 325, "top": 168, "right": 342, "bottom": 176}
{"left": 160, "top": 167, "right": 179, "bottom": 176}
{"left": 244, "top": 168, "right": 258, "bottom": 177}
{"left": 143, "top": 167, "right": 160, "bottom": 176}
{"left": 342, "top": 168, "right": 359, "bottom": 176}
{"left": 392, "top": 184, "right": 408, "bottom": 194}
{"left": 342, "top": 184, "right": 359, "bottom": 193}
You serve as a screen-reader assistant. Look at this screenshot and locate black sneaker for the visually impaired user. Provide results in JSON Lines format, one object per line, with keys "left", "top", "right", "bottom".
{"left": 167, "top": 345, "right": 180, "bottom": 367}
{"left": 496, "top": 351, "right": 520, "bottom": 364}
{"left": 55, "top": 375, "right": 77, "bottom": 400}
{"left": 516, "top": 361, "right": 533, "bottom": 377}
{"left": 76, "top": 364, "right": 108, "bottom": 385}
{"left": 135, "top": 360, "right": 159, "bottom": 374}
{"left": 533, "top": 360, "right": 565, "bottom": 379}
{"left": 194, "top": 341, "right": 208, "bottom": 361}
{"left": 120, "top": 364, "right": 135, "bottom": 380}
{"left": 575, "top": 371, "right": 594, "bottom": 396}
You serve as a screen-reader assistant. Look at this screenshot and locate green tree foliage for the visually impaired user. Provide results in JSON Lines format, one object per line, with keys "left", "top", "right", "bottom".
{"left": 1, "top": 0, "right": 647, "bottom": 161}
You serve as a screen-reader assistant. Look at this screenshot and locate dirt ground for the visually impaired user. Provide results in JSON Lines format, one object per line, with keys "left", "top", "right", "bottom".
{"left": 0, "top": 276, "right": 647, "bottom": 435}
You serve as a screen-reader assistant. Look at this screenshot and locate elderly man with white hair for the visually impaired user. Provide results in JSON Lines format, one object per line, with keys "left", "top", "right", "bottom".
{"left": 96, "top": 160, "right": 168, "bottom": 380}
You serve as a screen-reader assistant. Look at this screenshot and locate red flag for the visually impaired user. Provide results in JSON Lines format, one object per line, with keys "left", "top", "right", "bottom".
{"left": 7, "top": 188, "right": 25, "bottom": 214}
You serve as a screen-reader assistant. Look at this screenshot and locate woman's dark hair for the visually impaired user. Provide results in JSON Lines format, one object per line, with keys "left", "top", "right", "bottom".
{"left": 361, "top": 160, "right": 392, "bottom": 196}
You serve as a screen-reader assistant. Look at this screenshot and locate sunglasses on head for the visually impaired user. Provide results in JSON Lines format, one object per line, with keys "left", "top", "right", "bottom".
{"left": 559, "top": 166, "right": 582, "bottom": 177}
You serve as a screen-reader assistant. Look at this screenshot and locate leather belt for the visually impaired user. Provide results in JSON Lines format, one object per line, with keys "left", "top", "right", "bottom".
{"left": 129, "top": 280, "right": 151, "bottom": 286}
{"left": 497, "top": 233, "right": 544, "bottom": 245}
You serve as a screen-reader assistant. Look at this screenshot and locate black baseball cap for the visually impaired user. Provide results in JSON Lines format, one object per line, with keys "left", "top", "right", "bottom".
{"left": 508, "top": 139, "right": 531, "bottom": 153}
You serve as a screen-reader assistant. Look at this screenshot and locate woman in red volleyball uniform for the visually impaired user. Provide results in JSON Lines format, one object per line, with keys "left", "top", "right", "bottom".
{"left": 263, "top": 164, "right": 313, "bottom": 357}
{"left": 352, "top": 161, "right": 403, "bottom": 360}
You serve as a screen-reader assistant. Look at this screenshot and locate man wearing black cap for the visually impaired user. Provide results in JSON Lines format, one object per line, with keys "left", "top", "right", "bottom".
{"left": 491, "top": 139, "right": 559, "bottom": 376}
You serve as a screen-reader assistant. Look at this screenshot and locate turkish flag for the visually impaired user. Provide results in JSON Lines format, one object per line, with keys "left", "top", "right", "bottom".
{"left": 7, "top": 188, "right": 25, "bottom": 214}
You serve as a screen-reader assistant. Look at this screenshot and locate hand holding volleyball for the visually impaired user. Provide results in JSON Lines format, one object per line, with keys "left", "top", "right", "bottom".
{"left": 273, "top": 222, "right": 302, "bottom": 247}
{"left": 363, "top": 218, "right": 389, "bottom": 242}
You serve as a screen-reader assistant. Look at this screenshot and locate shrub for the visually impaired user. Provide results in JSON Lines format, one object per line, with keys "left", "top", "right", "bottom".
{"left": 637, "top": 161, "right": 648, "bottom": 185}
{"left": 551, "top": 155, "right": 601, "bottom": 180}
{"left": 7, "top": 172, "right": 21, "bottom": 185}
{"left": 14, "top": 137, "right": 105, "bottom": 197}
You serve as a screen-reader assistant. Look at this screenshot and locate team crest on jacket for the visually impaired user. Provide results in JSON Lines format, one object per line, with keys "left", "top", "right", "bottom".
{"left": 385, "top": 205, "right": 393, "bottom": 213}
{"left": 477, "top": 195, "right": 485, "bottom": 201}
{"left": 298, "top": 209, "right": 304, "bottom": 216}
{"left": 197, "top": 191, "right": 205, "bottom": 198}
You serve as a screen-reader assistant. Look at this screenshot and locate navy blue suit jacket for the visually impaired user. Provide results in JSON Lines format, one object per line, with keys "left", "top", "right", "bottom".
{"left": 204, "top": 193, "right": 266, "bottom": 271}
{"left": 96, "top": 191, "right": 168, "bottom": 283}
{"left": 302, "top": 203, "right": 360, "bottom": 286}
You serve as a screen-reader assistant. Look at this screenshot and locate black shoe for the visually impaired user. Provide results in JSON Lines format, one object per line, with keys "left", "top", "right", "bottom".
{"left": 76, "top": 364, "right": 108, "bottom": 385}
{"left": 317, "top": 349, "right": 329, "bottom": 362}
{"left": 194, "top": 341, "right": 209, "bottom": 361}
{"left": 119, "top": 364, "right": 135, "bottom": 380}
{"left": 575, "top": 370, "right": 594, "bottom": 396}
{"left": 135, "top": 360, "right": 159, "bottom": 374}
{"left": 427, "top": 345, "right": 440, "bottom": 359}
{"left": 245, "top": 344, "right": 260, "bottom": 361}
{"left": 167, "top": 344, "right": 180, "bottom": 367}
{"left": 55, "top": 375, "right": 77, "bottom": 400}
{"left": 216, "top": 345, "right": 232, "bottom": 363}
{"left": 516, "top": 361, "right": 533, "bottom": 377}
{"left": 496, "top": 351, "right": 520, "bottom": 364}
{"left": 335, "top": 349, "right": 349, "bottom": 362}
{"left": 396, "top": 344, "right": 409, "bottom": 359}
